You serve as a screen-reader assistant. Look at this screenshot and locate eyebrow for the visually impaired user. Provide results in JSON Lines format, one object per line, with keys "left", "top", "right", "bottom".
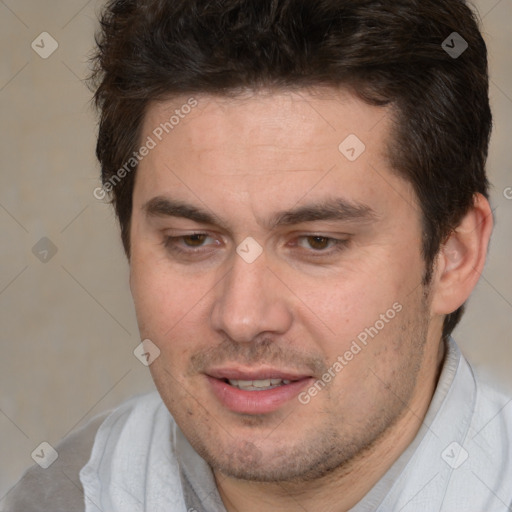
{"left": 143, "top": 196, "right": 377, "bottom": 230}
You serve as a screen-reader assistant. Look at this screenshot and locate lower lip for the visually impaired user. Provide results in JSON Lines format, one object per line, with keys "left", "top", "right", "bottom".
{"left": 206, "top": 376, "right": 313, "bottom": 414}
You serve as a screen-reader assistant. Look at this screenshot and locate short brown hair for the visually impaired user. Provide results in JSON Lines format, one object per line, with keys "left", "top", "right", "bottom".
{"left": 90, "top": 0, "right": 492, "bottom": 340}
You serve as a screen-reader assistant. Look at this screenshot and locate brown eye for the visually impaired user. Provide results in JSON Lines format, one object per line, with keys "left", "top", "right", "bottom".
{"left": 306, "top": 236, "right": 330, "bottom": 250}
{"left": 182, "top": 234, "right": 209, "bottom": 247}
{"left": 294, "top": 235, "right": 349, "bottom": 257}
{"left": 163, "top": 233, "right": 220, "bottom": 258}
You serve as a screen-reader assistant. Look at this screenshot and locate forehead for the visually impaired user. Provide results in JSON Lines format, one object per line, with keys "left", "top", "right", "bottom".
{"left": 133, "top": 88, "right": 417, "bottom": 228}
{"left": 142, "top": 88, "right": 389, "bottom": 170}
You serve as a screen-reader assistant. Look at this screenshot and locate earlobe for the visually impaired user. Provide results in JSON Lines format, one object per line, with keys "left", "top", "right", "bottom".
{"left": 431, "top": 193, "right": 493, "bottom": 316}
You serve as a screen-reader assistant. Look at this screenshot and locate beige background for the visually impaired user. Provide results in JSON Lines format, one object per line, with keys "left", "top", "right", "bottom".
{"left": 1, "top": 0, "right": 511, "bottom": 501}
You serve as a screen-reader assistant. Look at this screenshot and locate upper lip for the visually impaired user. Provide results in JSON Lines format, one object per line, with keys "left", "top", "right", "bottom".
{"left": 206, "top": 366, "right": 312, "bottom": 381}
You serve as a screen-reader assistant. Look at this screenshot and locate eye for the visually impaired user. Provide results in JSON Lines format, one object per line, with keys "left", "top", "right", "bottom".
{"left": 296, "top": 235, "right": 348, "bottom": 253}
{"left": 299, "top": 236, "right": 333, "bottom": 251}
{"left": 180, "top": 233, "right": 211, "bottom": 247}
{"left": 163, "top": 233, "right": 220, "bottom": 254}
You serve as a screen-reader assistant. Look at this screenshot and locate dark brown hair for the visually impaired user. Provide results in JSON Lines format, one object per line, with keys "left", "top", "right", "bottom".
{"left": 90, "top": 0, "right": 492, "bottom": 340}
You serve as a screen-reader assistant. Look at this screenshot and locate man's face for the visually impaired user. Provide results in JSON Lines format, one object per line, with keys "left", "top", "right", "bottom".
{"left": 129, "top": 89, "right": 440, "bottom": 482}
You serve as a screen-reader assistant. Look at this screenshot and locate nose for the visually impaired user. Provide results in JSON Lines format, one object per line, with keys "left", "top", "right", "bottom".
{"left": 210, "top": 249, "right": 293, "bottom": 343}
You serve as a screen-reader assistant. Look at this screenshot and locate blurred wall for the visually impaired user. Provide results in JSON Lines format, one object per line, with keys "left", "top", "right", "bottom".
{"left": 1, "top": 0, "right": 511, "bottom": 501}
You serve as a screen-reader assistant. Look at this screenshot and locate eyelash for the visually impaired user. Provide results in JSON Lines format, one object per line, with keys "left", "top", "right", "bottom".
{"left": 162, "top": 233, "right": 349, "bottom": 258}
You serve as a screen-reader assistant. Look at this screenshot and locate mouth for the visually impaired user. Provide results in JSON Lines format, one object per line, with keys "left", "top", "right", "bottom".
{"left": 225, "top": 378, "right": 292, "bottom": 391}
{"left": 205, "top": 368, "right": 314, "bottom": 414}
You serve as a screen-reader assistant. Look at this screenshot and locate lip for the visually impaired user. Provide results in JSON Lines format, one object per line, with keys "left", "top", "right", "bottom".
{"left": 207, "top": 366, "right": 311, "bottom": 381}
{"left": 205, "top": 366, "right": 314, "bottom": 415}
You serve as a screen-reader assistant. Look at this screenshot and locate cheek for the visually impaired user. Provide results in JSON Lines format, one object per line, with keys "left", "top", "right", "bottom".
{"left": 130, "top": 252, "right": 218, "bottom": 376}
{"left": 291, "top": 256, "right": 418, "bottom": 347}
{"left": 130, "top": 253, "right": 193, "bottom": 338}
{"left": 324, "top": 289, "right": 427, "bottom": 411}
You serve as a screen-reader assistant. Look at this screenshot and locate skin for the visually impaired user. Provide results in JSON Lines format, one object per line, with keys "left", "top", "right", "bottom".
{"left": 128, "top": 88, "right": 493, "bottom": 511}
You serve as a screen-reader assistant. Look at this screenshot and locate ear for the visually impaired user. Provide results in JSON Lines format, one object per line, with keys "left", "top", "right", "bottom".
{"left": 430, "top": 193, "right": 494, "bottom": 316}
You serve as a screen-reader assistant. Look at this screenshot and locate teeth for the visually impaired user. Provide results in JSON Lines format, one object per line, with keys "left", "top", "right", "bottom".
{"left": 228, "top": 378, "right": 291, "bottom": 391}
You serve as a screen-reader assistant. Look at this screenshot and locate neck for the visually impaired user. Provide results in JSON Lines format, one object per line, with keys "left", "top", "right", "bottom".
{"left": 215, "top": 340, "right": 446, "bottom": 512}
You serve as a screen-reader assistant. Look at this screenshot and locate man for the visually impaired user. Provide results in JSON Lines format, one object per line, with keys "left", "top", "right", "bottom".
{"left": 4, "top": 0, "right": 511, "bottom": 510}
